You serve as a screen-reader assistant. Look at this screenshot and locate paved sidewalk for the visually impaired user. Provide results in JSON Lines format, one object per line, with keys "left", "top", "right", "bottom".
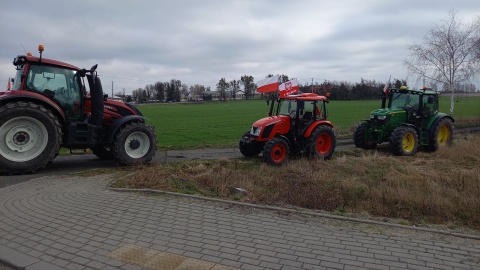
{"left": 1, "top": 175, "right": 479, "bottom": 270}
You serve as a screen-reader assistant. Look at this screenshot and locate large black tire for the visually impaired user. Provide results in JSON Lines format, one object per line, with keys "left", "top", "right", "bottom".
{"left": 389, "top": 126, "right": 418, "bottom": 156}
{"left": 239, "top": 132, "right": 262, "bottom": 157}
{"left": 426, "top": 118, "right": 453, "bottom": 152}
{"left": 305, "top": 125, "right": 336, "bottom": 160}
{"left": 0, "top": 102, "right": 62, "bottom": 174}
{"left": 91, "top": 144, "right": 114, "bottom": 160}
{"left": 353, "top": 122, "right": 377, "bottom": 150}
{"left": 111, "top": 122, "right": 157, "bottom": 165}
{"left": 263, "top": 137, "right": 289, "bottom": 166}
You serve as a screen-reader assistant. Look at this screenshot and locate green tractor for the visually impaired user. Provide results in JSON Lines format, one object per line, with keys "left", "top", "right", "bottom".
{"left": 353, "top": 86, "right": 454, "bottom": 156}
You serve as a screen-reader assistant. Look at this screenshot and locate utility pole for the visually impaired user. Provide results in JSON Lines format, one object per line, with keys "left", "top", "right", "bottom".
{"left": 311, "top": 78, "right": 314, "bottom": 93}
{"left": 111, "top": 81, "right": 114, "bottom": 99}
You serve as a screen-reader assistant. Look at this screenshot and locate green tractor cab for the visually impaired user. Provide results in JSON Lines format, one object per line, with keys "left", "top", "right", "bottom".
{"left": 354, "top": 86, "right": 454, "bottom": 156}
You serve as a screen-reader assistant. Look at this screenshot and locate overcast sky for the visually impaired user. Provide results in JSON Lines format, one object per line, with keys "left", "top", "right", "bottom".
{"left": 1, "top": 0, "right": 479, "bottom": 95}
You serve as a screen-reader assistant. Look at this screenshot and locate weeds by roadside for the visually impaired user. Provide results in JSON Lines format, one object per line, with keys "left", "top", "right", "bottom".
{"left": 110, "top": 135, "right": 480, "bottom": 230}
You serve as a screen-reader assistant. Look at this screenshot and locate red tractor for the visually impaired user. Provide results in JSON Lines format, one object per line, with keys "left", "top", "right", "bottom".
{"left": 239, "top": 93, "right": 336, "bottom": 165}
{"left": 0, "top": 45, "right": 157, "bottom": 174}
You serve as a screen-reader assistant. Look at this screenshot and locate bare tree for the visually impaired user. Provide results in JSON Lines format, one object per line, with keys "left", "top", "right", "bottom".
{"left": 190, "top": 84, "right": 205, "bottom": 101}
{"left": 145, "top": 84, "right": 155, "bottom": 101}
{"left": 404, "top": 11, "right": 480, "bottom": 115}
{"left": 217, "top": 78, "right": 229, "bottom": 101}
{"left": 229, "top": 79, "right": 240, "bottom": 100}
{"left": 240, "top": 75, "right": 255, "bottom": 100}
{"left": 154, "top": 81, "right": 166, "bottom": 102}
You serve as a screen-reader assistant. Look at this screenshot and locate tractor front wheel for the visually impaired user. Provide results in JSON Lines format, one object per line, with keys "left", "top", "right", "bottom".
{"left": 427, "top": 118, "right": 453, "bottom": 152}
{"left": 390, "top": 126, "right": 418, "bottom": 156}
{"left": 0, "top": 102, "right": 62, "bottom": 174}
{"left": 263, "top": 137, "right": 289, "bottom": 166}
{"left": 111, "top": 122, "right": 157, "bottom": 165}
{"left": 353, "top": 122, "right": 377, "bottom": 150}
{"left": 305, "top": 125, "right": 336, "bottom": 160}
{"left": 239, "top": 132, "right": 262, "bottom": 157}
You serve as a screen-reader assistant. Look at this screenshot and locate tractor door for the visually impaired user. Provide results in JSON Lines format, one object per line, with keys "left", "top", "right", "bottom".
{"left": 295, "top": 100, "right": 317, "bottom": 136}
{"left": 25, "top": 64, "right": 83, "bottom": 120}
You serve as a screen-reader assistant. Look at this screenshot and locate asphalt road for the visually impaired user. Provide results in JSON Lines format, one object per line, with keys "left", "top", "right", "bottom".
{"left": 0, "top": 148, "right": 245, "bottom": 188}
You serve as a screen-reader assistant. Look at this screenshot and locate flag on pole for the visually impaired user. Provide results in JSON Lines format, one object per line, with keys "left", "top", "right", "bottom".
{"left": 383, "top": 76, "right": 391, "bottom": 96}
{"left": 256, "top": 75, "right": 279, "bottom": 93}
{"left": 7, "top": 77, "right": 11, "bottom": 90}
{"left": 279, "top": 79, "right": 299, "bottom": 97}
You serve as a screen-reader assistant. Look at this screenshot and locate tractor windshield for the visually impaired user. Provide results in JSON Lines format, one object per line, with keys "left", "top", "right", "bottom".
{"left": 390, "top": 93, "right": 420, "bottom": 110}
{"left": 278, "top": 99, "right": 295, "bottom": 115}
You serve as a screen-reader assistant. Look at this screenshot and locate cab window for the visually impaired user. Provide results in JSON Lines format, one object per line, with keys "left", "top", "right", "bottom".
{"left": 26, "top": 64, "right": 82, "bottom": 119}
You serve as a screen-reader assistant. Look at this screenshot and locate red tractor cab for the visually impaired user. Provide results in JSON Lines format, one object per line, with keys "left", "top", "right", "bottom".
{"left": 240, "top": 92, "right": 336, "bottom": 165}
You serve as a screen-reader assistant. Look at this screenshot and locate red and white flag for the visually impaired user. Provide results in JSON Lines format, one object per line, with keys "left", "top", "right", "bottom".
{"left": 279, "top": 79, "right": 299, "bottom": 97}
{"left": 383, "top": 76, "right": 391, "bottom": 96}
{"left": 256, "top": 75, "right": 279, "bottom": 93}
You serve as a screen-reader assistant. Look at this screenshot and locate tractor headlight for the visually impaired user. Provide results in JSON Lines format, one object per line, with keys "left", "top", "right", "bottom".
{"left": 251, "top": 126, "right": 262, "bottom": 136}
{"left": 377, "top": 115, "right": 387, "bottom": 120}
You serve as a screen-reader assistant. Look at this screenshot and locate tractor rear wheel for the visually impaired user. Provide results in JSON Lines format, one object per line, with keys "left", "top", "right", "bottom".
{"left": 0, "top": 102, "right": 62, "bottom": 174}
{"left": 305, "top": 125, "right": 336, "bottom": 160}
{"left": 427, "top": 118, "right": 453, "bottom": 152}
{"left": 111, "top": 122, "right": 157, "bottom": 165}
{"left": 353, "top": 122, "right": 377, "bottom": 149}
{"left": 91, "top": 144, "right": 114, "bottom": 160}
{"left": 239, "top": 132, "right": 262, "bottom": 157}
{"left": 263, "top": 137, "right": 289, "bottom": 165}
{"left": 390, "top": 126, "right": 418, "bottom": 156}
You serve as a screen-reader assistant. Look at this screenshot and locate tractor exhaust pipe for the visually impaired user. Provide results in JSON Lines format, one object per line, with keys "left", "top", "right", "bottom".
{"left": 90, "top": 76, "right": 104, "bottom": 126}
{"left": 85, "top": 65, "right": 104, "bottom": 127}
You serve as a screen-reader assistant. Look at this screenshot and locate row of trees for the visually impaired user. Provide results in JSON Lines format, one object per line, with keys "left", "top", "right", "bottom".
{"left": 123, "top": 75, "right": 477, "bottom": 104}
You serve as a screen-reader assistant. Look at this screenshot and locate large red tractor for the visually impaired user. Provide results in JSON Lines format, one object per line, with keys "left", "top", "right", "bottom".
{"left": 239, "top": 93, "right": 336, "bottom": 165}
{"left": 0, "top": 45, "right": 157, "bottom": 174}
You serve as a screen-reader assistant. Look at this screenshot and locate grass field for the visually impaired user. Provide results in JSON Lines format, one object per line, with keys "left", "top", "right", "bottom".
{"left": 137, "top": 96, "right": 480, "bottom": 150}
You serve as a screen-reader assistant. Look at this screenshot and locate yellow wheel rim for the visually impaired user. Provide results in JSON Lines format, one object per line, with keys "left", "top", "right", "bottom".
{"left": 402, "top": 133, "right": 415, "bottom": 152}
{"left": 437, "top": 125, "right": 451, "bottom": 146}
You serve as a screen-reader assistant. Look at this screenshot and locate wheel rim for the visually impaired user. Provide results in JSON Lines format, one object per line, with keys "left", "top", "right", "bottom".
{"left": 124, "top": 131, "right": 151, "bottom": 158}
{"left": 0, "top": 117, "right": 49, "bottom": 162}
{"left": 402, "top": 133, "right": 415, "bottom": 152}
{"left": 316, "top": 133, "right": 332, "bottom": 155}
{"left": 271, "top": 143, "right": 287, "bottom": 163}
{"left": 437, "top": 125, "right": 451, "bottom": 146}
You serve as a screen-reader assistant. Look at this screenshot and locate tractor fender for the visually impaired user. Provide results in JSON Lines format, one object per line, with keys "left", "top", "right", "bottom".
{"left": 303, "top": 120, "right": 334, "bottom": 138}
{"left": 0, "top": 92, "right": 67, "bottom": 124}
{"left": 427, "top": 114, "right": 454, "bottom": 140}
{"left": 276, "top": 134, "right": 291, "bottom": 148}
{"left": 105, "top": 115, "right": 147, "bottom": 143}
{"left": 397, "top": 123, "right": 419, "bottom": 134}
{"left": 426, "top": 113, "right": 454, "bottom": 130}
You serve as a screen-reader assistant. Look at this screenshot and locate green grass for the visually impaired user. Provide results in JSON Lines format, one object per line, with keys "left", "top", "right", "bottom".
{"left": 137, "top": 96, "right": 480, "bottom": 150}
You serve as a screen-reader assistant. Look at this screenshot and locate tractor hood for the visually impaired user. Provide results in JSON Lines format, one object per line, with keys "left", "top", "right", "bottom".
{"left": 369, "top": 108, "right": 407, "bottom": 126}
{"left": 250, "top": 115, "right": 290, "bottom": 140}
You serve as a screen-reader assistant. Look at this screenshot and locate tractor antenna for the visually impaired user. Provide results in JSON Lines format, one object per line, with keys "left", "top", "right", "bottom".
{"left": 20, "top": 44, "right": 27, "bottom": 54}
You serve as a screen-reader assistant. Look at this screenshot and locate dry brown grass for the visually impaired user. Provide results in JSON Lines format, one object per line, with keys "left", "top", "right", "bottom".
{"left": 112, "top": 135, "right": 480, "bottom": 229}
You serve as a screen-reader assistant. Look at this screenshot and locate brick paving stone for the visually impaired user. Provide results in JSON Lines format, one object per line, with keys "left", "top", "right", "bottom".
{"left": 1, "top": 175, "right": 479, "bottom": 270}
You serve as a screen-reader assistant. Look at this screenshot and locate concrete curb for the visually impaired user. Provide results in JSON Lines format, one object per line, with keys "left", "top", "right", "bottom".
{"left": 0, "top": 245, "right": 63, "bottom": 270}
{"left": 109, "top": 186, "right": 480, "bottom": 241}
